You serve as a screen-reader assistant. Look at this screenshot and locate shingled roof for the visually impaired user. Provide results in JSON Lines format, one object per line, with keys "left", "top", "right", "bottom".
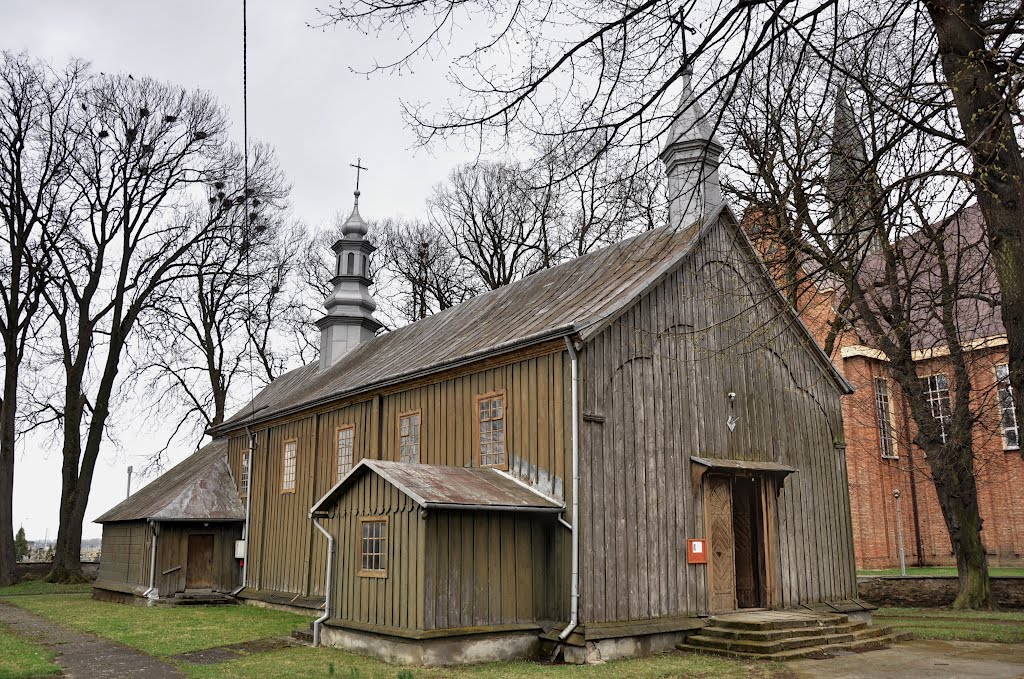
{"left": 95, "top": 439, "right": 244, "bottom": 523}
{"left": 311, "top": 460, "right": 565, "bottom": 515}
{"left": 214, "top": 202, "right": 850, "bottom": 434}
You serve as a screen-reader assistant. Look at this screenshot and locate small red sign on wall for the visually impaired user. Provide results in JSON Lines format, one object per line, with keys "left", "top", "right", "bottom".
{"left": 687, "top": 539, "right": 707, "bottom": 564}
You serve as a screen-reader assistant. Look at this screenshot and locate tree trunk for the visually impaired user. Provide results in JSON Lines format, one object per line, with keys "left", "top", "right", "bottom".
{"left": 0, "top": 336, "right": 20, "bottom": 586}
{"left": 928, "top": 447, "right": 992, "bottom": 608}
{"left": 926, "top": 0, "right": 1024, "bottom": 441}
{"left": 46, "top": 483, "right": 89, "bottom": 583}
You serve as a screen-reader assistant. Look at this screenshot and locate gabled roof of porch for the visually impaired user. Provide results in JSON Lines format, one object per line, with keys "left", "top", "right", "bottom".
{"left": 95, "top": 439, "right": 245, "bottom": 523}
{"left": 310, "top": 460, "right": 565, "bottom": 516}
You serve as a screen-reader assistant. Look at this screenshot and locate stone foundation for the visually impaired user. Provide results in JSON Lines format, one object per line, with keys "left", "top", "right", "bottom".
{"left": 858, "top": 576, "right": 1024, "bottom": 608}
{"left": 319, "top": 624, "right": 541, "bottom": 666}
{"left": 558, "top": 630, "right": 688, "bottom": 664}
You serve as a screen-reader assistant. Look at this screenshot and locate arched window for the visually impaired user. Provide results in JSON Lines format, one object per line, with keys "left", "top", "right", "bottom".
{"left": 346, "top": 252, "right": 355, "bottom": 275}
{"left": 361, "top": 254, "right": 368, "bottom": 277}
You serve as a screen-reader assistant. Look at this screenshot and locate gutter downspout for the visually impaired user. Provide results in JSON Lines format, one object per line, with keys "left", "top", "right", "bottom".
{"left": 234, "top": 427, "right": 256, "bottom": 595}
{"left": 311, "top": 515, "right": 334, "bottom": 648}
{"left": 558, "top": 336, "right": 581, "bottom": 642}
{"left": 143, "top": 520, "right": 158, "bottom": 599}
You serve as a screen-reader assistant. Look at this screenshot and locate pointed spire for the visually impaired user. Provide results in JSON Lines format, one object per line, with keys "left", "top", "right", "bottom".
{"left": 660, "top": 72, "right": 724, "bottom": 230}
{"left": 827, "top": 87, "right": 883, "bottom": 257}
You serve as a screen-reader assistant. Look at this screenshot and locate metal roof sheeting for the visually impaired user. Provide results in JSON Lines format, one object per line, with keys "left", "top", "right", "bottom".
{"left": 95, "top": 440, "right": 245, "bottom": 523}
{"left": 216, "top": 209, "right": 718, "bottom": 433}
{"left": 311, "top": 460, "right": 565, "bottom": 515}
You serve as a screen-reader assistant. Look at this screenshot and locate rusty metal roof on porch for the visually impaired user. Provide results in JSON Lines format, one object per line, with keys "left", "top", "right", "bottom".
{"left": 311, "top": 460, "right": 565, "bottom": 516}
{"left": 95, "top": 439, "right": 245, "bottom": 523}
{"left": 691, "top": 456, "right": 798, "bottom": 475}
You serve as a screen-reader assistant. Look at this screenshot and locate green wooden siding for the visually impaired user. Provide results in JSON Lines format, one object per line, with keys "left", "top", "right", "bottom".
{"left": 96, "top": 521, "right": 151, "bottom": 590}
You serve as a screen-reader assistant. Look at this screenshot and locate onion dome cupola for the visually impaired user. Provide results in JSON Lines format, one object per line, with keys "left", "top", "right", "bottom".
{"left": 316, "top": 187, "right": 383, "bottom": 370}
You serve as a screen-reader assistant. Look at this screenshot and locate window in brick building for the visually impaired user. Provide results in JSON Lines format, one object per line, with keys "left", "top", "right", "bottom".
{"left": 996, "top": 364, "right": 1019, "bottom": 450}
{"left": 920, "top": 373, "right": 951, "bottom": 443}
{"left": 874, "top": 377, "right": 898, "bottom": 459}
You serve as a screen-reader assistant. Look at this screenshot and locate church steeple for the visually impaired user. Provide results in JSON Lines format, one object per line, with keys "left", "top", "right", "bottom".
{"left": 827, "top": 88, "right": 884, "bottom": 258}
{"left": 316, "top": 175, "right": 383, "bottom": 370}
{"left": 660, "top": 72, "right": 724, "bottom": 230}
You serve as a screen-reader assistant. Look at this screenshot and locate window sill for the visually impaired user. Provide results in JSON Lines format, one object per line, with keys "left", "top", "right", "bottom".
{"left": 357, "top": 571, "right": 387, "bottom": 579}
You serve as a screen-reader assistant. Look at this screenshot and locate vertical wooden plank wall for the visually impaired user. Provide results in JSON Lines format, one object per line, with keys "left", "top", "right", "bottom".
{"left": 330, "top": 472, "right": 422, "bottom": 630}
{"left": 227, "top": 350, "right": 573, "bottom": 620}
{"left": 421, "top": 511, "right": 556, "bottom": 631}
{"left": 96, "top": 521, "right": 151, "bottom": 589}
{"left": 154, "top": 523, "right": 242, "bottom": 595}
{"left": 580, "top": 217, "right": 856, "bottom": 624}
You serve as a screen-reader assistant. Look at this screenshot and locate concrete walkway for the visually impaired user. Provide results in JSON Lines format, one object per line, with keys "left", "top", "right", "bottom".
{"left": 0, "top": 601, "right": 183, "bottom": 678}
{"left": 788, "top": 639, "right": 1024, "bottom": 679}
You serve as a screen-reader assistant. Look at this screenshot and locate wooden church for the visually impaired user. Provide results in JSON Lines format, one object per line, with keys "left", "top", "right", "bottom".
{"left": 95, "top": 75, "right": 873, "bottom": 663}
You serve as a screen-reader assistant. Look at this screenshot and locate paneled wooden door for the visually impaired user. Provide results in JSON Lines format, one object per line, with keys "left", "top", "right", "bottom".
{"left": 705, "top": 474, "right": 736, "bottom": 613}
{"left": 185, "top": 534, "right": 215, "bottom": 589}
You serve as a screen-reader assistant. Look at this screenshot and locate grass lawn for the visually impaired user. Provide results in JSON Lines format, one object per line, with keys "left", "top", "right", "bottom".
{"left": 0, "top": 623, "right": 60, "bottom": 679}
{"left": 180, "top": 646, "right": 781, "bottom": 679}
{"left": 2, "top": 594, "right": 311, "bottom": 657}
{"left": 0, "top": 580, "right": 93, "bottom": 596}
{"left": 858, "top": 566, "right": 1024, "bottom": 577}
{"left": 876, "top": 606, "right": 1024, "bottom": 643}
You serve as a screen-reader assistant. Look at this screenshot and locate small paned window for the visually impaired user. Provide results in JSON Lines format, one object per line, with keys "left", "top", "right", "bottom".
{"left": 336, "top": 425, "right": 355, "bottom": 481}
{"left": 477, "top": 392, "right": 507, "bottom": 468}
{"left": 282, "top": 439, "right": 297, "bottom": 492}
{"left": 920, "top": 374, "right": 951, "bottom": 443}
{"left": 996, "top": 365, "right": 1019, "bottom": 450}
{"left": 399, "top": 411, "right": 420, "bottom": 463}
{"left": 874, "top": 378, "right": 897, "bottom": 459}
{"left": 359, "top": 518, "right": 387, "bottom": 577}
{"left": 240, "top": 452, "right": 250, "bottom": 497}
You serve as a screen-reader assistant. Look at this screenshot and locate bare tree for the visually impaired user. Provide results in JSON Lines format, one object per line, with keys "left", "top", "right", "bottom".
{"left": 724, "top": 41, "right": 1001, "bottom": 607}
{"left": 34, "top": 72, "right": 237, "bottom": 582}
{"left": 138, "top": 142, "right": 296, "bottom": 458}
{"left": 0, "top": 53, "right": 83, "bottom": 586}
{"left": 316, "top": 0, "right": 1024, "bottom": 479}
{"left": 375, "top": 217, "right": 476, "bottom": 324}
{"left": 430, "top": 161, "right": 557, "bottom": 290}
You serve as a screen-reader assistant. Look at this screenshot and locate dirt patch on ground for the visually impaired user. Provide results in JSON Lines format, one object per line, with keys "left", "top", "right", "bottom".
{"left": 170, "top": 636, "right": 301, "bottom": 664}
{"left": 0, "top": 601, "right": 183, "bottom": 678}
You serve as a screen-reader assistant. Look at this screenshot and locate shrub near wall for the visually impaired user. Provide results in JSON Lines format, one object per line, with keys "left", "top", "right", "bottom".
{"left": 859, "top": 576, "right": 1024, "bottom": 608}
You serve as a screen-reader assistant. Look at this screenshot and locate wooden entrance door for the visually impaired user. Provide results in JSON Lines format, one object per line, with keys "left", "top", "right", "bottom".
{"left": 185, "top": 534, "right": 214, "bottom": 589}
{"left": 733, "top": 477, "right": 763, "bottom": 609}
{"left": 706, "top": 475, "right": 736, "bottom": 612}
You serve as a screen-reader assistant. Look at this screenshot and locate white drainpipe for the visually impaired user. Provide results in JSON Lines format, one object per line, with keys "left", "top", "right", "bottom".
{"left": 235, "top": 427, "right": 256, "bottom": 595}
{"left": 143, "top": 520, "right": 158, "bottom": 599}
{"left": 558, "top": 336, "right": 581, "bottom": 641}
{"left": 311, "top": 515, "right": 335, "bottom": 647}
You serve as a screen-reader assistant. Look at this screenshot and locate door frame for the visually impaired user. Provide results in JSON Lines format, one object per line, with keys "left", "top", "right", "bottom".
{"left": 701, "top": 471, "right": 780, "bottom": 613}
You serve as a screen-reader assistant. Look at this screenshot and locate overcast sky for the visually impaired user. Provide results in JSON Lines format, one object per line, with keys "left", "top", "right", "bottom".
{"left": 4, "top": 0, "right": 472, "bottom": 541}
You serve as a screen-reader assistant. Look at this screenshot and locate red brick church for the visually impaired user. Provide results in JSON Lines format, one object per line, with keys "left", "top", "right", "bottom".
{"left": 745, "top": 95, "right": 1023, "bottom": 571}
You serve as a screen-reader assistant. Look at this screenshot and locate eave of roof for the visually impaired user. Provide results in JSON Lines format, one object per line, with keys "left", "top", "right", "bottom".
{"left": 310, "top": 459, "right": 565, "bottom": 516}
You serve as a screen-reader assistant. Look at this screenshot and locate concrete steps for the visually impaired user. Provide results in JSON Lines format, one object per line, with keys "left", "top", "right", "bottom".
{"left": 677, "top": 610, "right": 911, "bottom": 660}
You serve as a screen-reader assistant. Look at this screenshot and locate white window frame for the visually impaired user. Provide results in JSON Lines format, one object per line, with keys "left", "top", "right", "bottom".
{"left": 336, "top": 425, "right": 355, "bottom": 481}
{"left": 281, "top": 439, "right": 297, "bottom": 493}
{"left": 996, "top": 364, "right": 1019, "bottom": 450}
{"left": 239, "top": 451, "right": 250, "bottom": 497}
{"left": 920, "top": 373, "right": 951, "bottom": 444}
{"left": 874, "top": 377, "right": 898, "bottom": 459}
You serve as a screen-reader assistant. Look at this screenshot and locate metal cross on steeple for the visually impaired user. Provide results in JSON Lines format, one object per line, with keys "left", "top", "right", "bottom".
{"left": 670, "top": 8, "right": 696, "bottom": 72}
{"left": 351, "top": 157, "right": 368, "bottom": 193}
